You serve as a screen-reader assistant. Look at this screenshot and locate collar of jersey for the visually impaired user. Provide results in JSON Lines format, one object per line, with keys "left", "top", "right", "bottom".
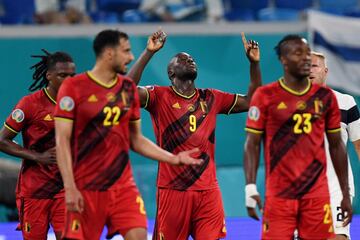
{"left": 171, "top": 86, "right": 196, "bottom": 99}
{"left": 87, "top": 71, "right": 118, "bottom": 89}
{"left": 279, "top": 77, "right": 311, "bottom": 96}
{"left": 43, "top": 88, "right": 56, "bottom": 104}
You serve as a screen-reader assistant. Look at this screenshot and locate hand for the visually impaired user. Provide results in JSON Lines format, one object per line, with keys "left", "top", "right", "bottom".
{"left": 241, "top": 32, "right": 260, "bottom": 63}
{"left": 65, "top": 187, "right": 84, "bottom": 213}
{"left": 340, "top": 194, "right": 353, "bottom": 226}
{"left": 36, "top": 147, "right": 57, "bottom": 164}
{"left": 172, "top": 148, "right": 203, "bottom": 166}
{"left": 245, "top": 184, "right": 263, "bottom": 220}
{"left": 246, "top": 195, "right": 263, "bottom": 220}
{"left": 147, "top": 29, "right": 167, "bottom": 53}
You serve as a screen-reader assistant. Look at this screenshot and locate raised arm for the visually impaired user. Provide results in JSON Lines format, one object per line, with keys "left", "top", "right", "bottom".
{"left": 230, "top": 32, "right": 262, "bottom": 113}
{"left": 0, "top": 126, "right": 56, "bottom": 164}
{"left": 129, "top": 120, "right": 202, "bottom": 165}
{"left": 126, "top": 30, "right": 167, "bottom": 85}
{"left": 327, "top": 131, "right": 352, "bottom": 226}
{"left": 55, "top": 119, "right": 84, "bottom": 213}
{"left": 243, "top": 131, "right": 263, "bottom": 220}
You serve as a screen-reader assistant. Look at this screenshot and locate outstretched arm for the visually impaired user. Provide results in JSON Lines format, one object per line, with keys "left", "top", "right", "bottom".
{"left": 129, "top": 120, "right": 202, "bottom": 165}
{"left": 126, "top": 30, "right": 167, "bottom": 85}
{"left": 243, "top": 132, "right": 263, "bottom": 220}
{"left": 327, "top": 131, "right": 352, "bottom": 226}
{"left": 230, "top": 32, "right": 262, "bottom": 113}
{"left": 0, "top": 126, "right": 56, "bottom": 164}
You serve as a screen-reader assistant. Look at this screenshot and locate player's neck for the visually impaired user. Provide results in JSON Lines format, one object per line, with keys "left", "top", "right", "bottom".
{"left": 90, "top": 64, "right": 117, "bottom": 86}
{"left": 45, "top": 86, "right": 57, "bottom": 101}
{"left": 172, "top": 79, "right": 196, "bottom": 97}
{"left": 282, "top": 74, "right": 310, "bottom": 92}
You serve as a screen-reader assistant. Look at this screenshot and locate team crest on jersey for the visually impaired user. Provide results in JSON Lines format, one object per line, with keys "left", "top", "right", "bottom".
{"left": 187, "top": 104, "right": 195, "bottom": 112}
{"left": 263, "top": 221, "right": 269, "bottom": 232}
{"left": 59, "top": 96, "right": 74, "bottom": 111}
{"left": 248, "top": 106, "right": 260, "bottom": 121}
{"left": 106, "top": 92, "right": 117, "bottom": 102}
{"left": 296, "top": 101, "right": 307, "bottom": 110}
{"left": 24, "top": 222, "right": 31, "bottom": 232}
{"left": 11, "top": 109, "right": 24, "bottom": 123}
{"left": 200, "top": 101, "right": 208, "bottom": 114}
{"left": 71, "top": 219, "right": 80, "bottom": 231}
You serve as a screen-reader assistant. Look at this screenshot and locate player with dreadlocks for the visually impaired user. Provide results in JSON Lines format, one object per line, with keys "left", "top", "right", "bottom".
{"left": 0, "top": 50, "right": 75, "bottom": 240}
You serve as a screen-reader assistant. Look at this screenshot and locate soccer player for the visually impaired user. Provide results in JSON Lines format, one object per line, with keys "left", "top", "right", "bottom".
{"left": 310, "top": 51, "right": 360, "bottom": 240}
{"left": 127, "top": 32, "right": 261, "bottom": 239}
{"left": 244, "top": 35, "right": 353, "bottom": 239}
{"left": 0, "top": 50, "right": 75, "bottom": 240}
{"left": 54, "top": 29, "right": 202, "bottom": 240}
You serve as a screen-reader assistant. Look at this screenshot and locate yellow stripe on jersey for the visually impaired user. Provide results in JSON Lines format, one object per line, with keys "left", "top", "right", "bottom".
{"left": 54, "top": 117, "right": 74, "bottom": 122}
{"left": 142, "top": 87, "right": 150, "bottom": 109}
{"left": 227, "top": 94, "right": 239, "bottom": 115}
{"left": 43, "top": 88, "right": 56, "bottom": 104}
{"left": 326, "top": 128, "right": 341, "bottom": 133}
{"left": 4, "top": 123, "right": 19, "bottom": 134}
{"left": 87, "top": 71, "right": 118, "bottom": 88}
{"left": 245, "top": 127, "right": 263, "bottom": 134}
{"left": 279, "top": 78, "right": 311, "bottom": 96}
{"left": 171, "top": 86, "right": 196, "bottom": 99}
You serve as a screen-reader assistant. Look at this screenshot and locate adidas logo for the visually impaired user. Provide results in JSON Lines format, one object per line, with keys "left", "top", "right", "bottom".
{"left": 88, "top": 94, "right": 98, "bottom": 102}
{"left": 43, "top": 114, "right": 53, "bottom": 121}
{"left": 172, "top": 102, "right": 181, "bottom": 109}
{"left": 277, "top": 102, "right": 287, "bottom": 110}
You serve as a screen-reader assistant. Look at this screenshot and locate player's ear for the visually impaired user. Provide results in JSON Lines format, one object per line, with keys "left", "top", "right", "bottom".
{"left": 280, "top": 56, "right": 287, "bottom": 66}
{"left": 168, "top": 70, "right": 175, "bottom": 80}
{"left": 46, "top": 71, "right": 52, "bottom": 82}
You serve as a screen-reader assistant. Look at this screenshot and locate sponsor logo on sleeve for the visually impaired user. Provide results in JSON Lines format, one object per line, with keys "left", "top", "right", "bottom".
{"left": 248, "top": 106, "right": 260, "bottom": 121}
{"left": 11, "top": 109, "right": 25, "bottom": 123}
{"left": 59, "top": 96, "right": 75, "bottom": 111}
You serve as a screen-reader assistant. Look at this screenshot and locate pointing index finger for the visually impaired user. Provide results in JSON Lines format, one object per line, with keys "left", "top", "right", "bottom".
{"left": 241, "top": 32, "right": 248, "bottom": 47}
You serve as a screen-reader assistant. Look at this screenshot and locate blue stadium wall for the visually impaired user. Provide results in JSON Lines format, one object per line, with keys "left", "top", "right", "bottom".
{"left": 1, "top": 32, "right": 359, "bottom": 218}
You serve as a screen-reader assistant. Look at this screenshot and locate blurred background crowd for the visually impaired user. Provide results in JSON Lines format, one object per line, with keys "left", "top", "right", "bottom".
{"left": 1, "top": 0, "right": 360, "bottom": 25}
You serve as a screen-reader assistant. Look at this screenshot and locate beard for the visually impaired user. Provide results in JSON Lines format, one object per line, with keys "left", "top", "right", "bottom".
{"left": 177, "top": 70, "right": 197, "bottom": 81}
{"left": 113, "top": 63, "right": 127, "bottom": 75}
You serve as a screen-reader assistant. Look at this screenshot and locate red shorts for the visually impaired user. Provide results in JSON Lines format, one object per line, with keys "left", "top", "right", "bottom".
{"left": 262, "top": 196, "right": 335, "bottom": 240}
{"left": 16, "top": 197, "right": 65, "bottom": 240}
{"left": 153, "top": 187, "right": 226, "bottom": 240}
{"left": 62, "top": 185, "right": 147, "bottom": 240}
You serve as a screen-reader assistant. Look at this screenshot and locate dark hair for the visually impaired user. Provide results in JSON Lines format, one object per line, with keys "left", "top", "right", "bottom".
{"left": 93, "top": 29, "right": 129, "bottom": 58}
{"left": 29, "top": 49, "right": 73, "bottom": 92}
{"left": 274, "top": 34, "right": 305, "bottom": 58}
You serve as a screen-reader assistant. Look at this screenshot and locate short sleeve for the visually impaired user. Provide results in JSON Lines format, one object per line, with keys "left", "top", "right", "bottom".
{"left": 4, "top": 96, "right": 32, "bottom": 134}
{"left": 130, "top": 84, "right": 141, "bottom": 122}
{"left": 211, "top": 89, "right": 238, "bottom": 115}
{"left": 143, "top": 85, "right": 157, "bottom": 113}
{"left": 345, "top": 96, "right": 360, "bottom": 142}
{"left": 54, "top": 79, "right": 77, "bottom": 121}
{"left": 326, "top": 90, "right": 341, "bottom": 133}
{"left": 245, "top": 88, "right": 267, "bottom": 134}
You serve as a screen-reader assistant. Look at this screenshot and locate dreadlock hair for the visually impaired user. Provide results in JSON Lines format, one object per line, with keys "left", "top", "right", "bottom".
{"left": 29, "top": 49, "right": 73, "bottom": 92}
{"left": 93, "top": 29, "right": 129, "bottom": 58}
{"left": 274, "top": 34, "right": 305, "bottom": 59}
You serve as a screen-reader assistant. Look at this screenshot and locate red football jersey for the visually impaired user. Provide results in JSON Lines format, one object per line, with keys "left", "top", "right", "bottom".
{"left": 245, "top": 79, "right": 341, "bottom": 199}
{"left": 145, "top": 86, "right": 238, "bottom": 190}
{"left": 54, "top": 72, "right": 140, "bottom": 191}
{"left": 5, "top": 89, "right": 63, "bottom": 198}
